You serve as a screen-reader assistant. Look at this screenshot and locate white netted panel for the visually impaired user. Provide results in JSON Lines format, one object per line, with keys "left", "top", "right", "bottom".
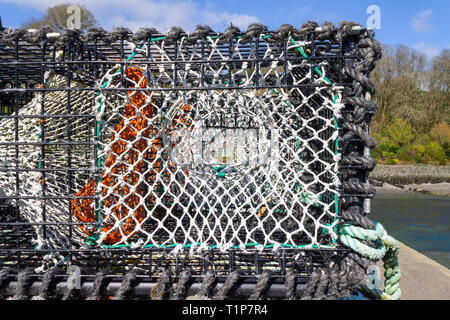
{"left": 72, "top": 35, "right": 343, "bottom": 251}
{"left": 0, "top": 34, "right": 343, "bottom": 251}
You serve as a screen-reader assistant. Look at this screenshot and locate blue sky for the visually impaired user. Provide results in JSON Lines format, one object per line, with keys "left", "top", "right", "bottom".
{"left": 0, "top": 0, "right": 449, "bottom": 58}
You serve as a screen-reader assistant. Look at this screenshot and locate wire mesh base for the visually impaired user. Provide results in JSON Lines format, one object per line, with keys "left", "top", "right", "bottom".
{"left": 0, "top": 247, "right": 349, "bottom": 299}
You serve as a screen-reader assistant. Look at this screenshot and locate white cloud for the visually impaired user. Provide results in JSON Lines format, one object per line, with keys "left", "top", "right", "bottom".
{"left": 0, "top": 0, "right": 260, "bottom": 31}
{"left": 201, "top": 11, "right": 260, "bottom": 30}
{"left": 413, "top": 42, "right": 440, "bottom": 58}
{"left": 411, "top": 9, "right": 433, "bottom": 33}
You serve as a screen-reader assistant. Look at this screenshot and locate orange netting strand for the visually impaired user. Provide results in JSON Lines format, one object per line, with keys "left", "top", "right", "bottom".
{"left": 71, "top": 66, "right": 192, "bottom": 245}
{"left": 71, "top": 66, "right": 152, "bottom": 244}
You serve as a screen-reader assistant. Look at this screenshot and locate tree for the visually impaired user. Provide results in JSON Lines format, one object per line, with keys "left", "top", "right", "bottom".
{"left": 386, "top": 118, "right": 415, "bottom": 147}
{"left": 430, "top": 49, "right": 450, "bottom": 92}
{"left": 369, "top": 43, "right": 449, "bottom": 164}
{"left": 21, "top": 3, "right": 97, "bottom": 32}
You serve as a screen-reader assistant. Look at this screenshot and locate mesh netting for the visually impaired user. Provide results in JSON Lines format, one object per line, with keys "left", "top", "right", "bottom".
{"left": 73, "top": 36, "right": 343, "bottom": 250}
{"left": 0, "top": 34, "right": 342, "bottom": 250}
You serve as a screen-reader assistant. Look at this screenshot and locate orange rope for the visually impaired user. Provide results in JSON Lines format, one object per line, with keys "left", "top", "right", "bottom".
{"left": 71, "top": 66, "right": 192, "bottom": 245}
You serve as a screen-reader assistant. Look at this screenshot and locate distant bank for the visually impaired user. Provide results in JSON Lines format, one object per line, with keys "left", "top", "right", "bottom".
{"left": 371, "top": 165, "right": 450, "bottom": 196}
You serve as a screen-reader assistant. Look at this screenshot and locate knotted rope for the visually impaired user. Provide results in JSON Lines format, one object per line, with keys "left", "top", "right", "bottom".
{"left": 339, "top": 222, "right": 401, "bottom": 300}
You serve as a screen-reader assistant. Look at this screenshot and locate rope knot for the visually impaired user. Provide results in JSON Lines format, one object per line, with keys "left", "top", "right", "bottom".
{"left": 185, "top": 25, "right": 215, "bottom": 44}
{"left": 268, "top": 24, "right": 295, "bottom": 44}
{"left": 217, "top": 24, "right": 240, "bottom": 44}
{"left": 241, "top": 23, "right": 268, "bottom": 44}
{"left": 132, "top": 27, "right": 161, "bottom": 43}
{"left": 165, "top": 26, "right": 185, "bottom": 44}
{"left": 293, "top": 21, "right": 318, "bottom": 38}
{"left": 83, "top": 26, "right": 108, "bottom": 42}
{"left": 110, "top": 27, "right": 132, "bottom": 42}
{"left": 26, "top": 27, "right": 52, "bottom": 43}
{"left": 3, "top": 28, "right": 27, "bottom": 43}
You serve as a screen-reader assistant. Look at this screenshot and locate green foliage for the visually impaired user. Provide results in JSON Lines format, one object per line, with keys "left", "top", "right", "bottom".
{"left": 444, "top": 143, "right": 450, "bottom": 159}
{"left": 378, "top": 139, "right": 400, "bottom": 154}
{"left": 414, "top": 133, "right": 433, "bottom": 146}
{"left": 397, "top": 145, "right": 416, "bottom": 162}
{"left": 376, "top": 136, "right": 400, "bottom": 159}
{"left": 370, "top": 148, "right": 383, "bottom": 159}
{"left": 386, "top": 159, "right": 397, "bottom": 165}
{"left": 424, "top": 141, "right": 447, "bottom": 165}
{"left": 374, "top": 137, "right": 448, "bottom": 165}
{"left": 385, "top": 118, "right": 415, "bottom": 147}
{"left": 411, "top": 144, "right": 426, "bottom": 162}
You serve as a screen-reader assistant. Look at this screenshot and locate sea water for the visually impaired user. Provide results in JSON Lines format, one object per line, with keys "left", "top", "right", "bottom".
{"left": 371, "top": 193, "right": 450, "bottom": 268}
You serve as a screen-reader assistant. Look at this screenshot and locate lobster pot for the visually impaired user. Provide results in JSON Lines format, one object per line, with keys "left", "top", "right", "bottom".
{"left": 0, "top": 24, "right": 382, "bottom": 299}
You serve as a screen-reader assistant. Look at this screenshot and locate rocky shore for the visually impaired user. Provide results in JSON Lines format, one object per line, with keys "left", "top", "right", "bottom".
{"left": 375, "top": 181, "right": 450, "bottom": 196}
{"left": 370, "top": 165, "right": 450, "bottom": 196}
{"left": 371, "top": 164, "right": 450, "bottom": 185}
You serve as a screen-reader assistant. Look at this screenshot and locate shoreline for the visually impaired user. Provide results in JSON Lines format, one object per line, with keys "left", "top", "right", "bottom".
{"left": 375, "top": 182, "right": 450, "bottom": 196}
{"left": 370, "top": 165, "right": 450, "bottom": 196}
{"left": 371, "top": 164, "right": 450, "bottom": 184}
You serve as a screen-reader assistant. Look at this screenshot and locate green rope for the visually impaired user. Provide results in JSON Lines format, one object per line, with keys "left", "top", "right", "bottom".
{"left": 339, "top": 221, "right": 401, "bottom": 300}
{"left": 102, "top": 241, "right": 332, "bottom": 250}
